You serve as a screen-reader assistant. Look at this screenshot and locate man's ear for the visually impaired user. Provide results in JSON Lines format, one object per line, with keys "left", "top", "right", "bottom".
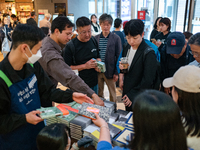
{"left": 54, "top": 28, "right": 60, "bottom": 36}
{"left": 142, "top": 32, "right": 144, "bottom": 38}
{"left": 20, "top": 44, "right": 28, "bottom": 53}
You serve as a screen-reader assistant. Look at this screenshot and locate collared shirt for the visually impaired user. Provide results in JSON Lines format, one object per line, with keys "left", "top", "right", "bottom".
{"left": 0, "top": 55, "right": 73, "bottom": 134}
{"left": 189, "top": 60, "right": 200, "bottom": 67}
{"left": 39, "top": 36, "right": 94, "bottom": 97}
{"left": 99, "top": 32, "right": 110, "bottom": 62}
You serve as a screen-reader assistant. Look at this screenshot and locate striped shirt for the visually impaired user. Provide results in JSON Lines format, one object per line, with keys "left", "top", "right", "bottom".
{"left": 99, "top": 33, "right": 110, "bottom": 62}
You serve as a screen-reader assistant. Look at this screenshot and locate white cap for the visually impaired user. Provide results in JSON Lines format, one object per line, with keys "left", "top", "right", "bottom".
{"left": 163, "top": 65, "right": 200, "bottom": 93}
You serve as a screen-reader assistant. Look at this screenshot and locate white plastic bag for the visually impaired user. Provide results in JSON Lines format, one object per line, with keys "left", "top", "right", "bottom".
{"left": 2, "top": 26, "right": 11, "bottom": 58}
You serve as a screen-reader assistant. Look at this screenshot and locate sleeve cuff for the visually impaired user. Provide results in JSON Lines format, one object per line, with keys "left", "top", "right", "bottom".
{"left": 97, "top": 141, "right": 112, "bottom": 150}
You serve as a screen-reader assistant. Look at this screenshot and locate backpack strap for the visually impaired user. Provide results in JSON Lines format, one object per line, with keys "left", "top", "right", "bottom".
{"left": 67, "top": 40, "right": 76, "bottom": 64}
{"left": 0, "top": 70, "right": 12, "bottom": 87}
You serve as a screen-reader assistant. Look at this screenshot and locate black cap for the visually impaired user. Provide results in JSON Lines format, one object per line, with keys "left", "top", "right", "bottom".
{"left": 166, "top": 32, "right": 185, "bottom": 54}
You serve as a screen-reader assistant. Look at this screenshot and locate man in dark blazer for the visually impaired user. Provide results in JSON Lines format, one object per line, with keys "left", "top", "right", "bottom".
{"left": 119, "top": 19, "right": 157, "bottom": 111}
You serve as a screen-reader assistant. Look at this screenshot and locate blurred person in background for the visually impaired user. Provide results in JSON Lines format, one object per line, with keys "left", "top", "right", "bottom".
{"left": 112, "top": 18, "right": 126, "bottom": 48}
{"left": 150, "top": 17, "right": 162, "bottom": 42}
{"left": 183, "top": 31, "right": 193, "bottom": 43}
{"left": 91, "top": 14, "right": 101, "bottom": 36}
{"left": 39, "top": 13, "right": 51, "bottom": 29}
{"left": 11, "top": 14, "right": 20, "bottom": 29}
{"left": 154, "top": 17, "right": 171, "bottom": 52}
{"left": 26, "top": 12, "right": 37, "bottom": 27}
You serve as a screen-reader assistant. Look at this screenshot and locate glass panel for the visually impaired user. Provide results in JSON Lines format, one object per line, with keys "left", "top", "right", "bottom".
{"left": 175, "top": 0, "right": 187, "bottom": 32}
{"left": 97, "top": 0, "right": 103, "bottom": 17}
{"left": 137, "top": 0, "right": 154, "bottom": 40}
{"left": 88, "top": 0, "right": 95, "bottom": 16}
{"left": 158, "top": 0, "right": 177, "bottom": 31}
{"left": 121, "top": 0, "right": 131, "bottom": 22}
{"left": 192, "top": 0, "right": 200, "bottom": 34}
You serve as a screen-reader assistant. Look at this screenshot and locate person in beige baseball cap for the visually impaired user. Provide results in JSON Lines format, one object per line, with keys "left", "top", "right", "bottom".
{"left": 163, "top": 65, "right": 200, "bottom": 150}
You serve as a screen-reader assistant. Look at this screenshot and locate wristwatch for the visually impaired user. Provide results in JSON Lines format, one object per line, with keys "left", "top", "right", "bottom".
{"left": 72, "top": 143, "right": 79, "bottom": 150}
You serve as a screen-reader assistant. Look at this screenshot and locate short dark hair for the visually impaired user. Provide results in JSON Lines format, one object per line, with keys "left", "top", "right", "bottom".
{"left": 12, "top": 24, "right": 45, "bottom": 49}
{"left": 51, "top": 16, "right": 74, "bottom": 33}
{"left": 153, "top": 17, "right": 162, "bottom": 29}
{"left": 37, "top": 123, "right": 70, "bottom": 150}
{"left": 124, "top": 19, "right": 144, "bottom": 36}
{"left": 99, "top": 13, "right": 113, "bottom": 25}
{"left": 188, "top": 32, "right": 200, "bottom": 46}
{"left": 114, "top": 18, "right": 122, "bottom": 28}
{"left": 11, "top": 14, "right": 17, "bottom": 18}
{"left": 159, "top": 17, "right": 171, "bottom": 31}
{"left": 41, "top": 27, "right": 49, "bottom": 36}
{"left": 76, "top": 16, "right": 91, "bottom": 28}
{"left": 128, "top": 90, "right": 187, "bottom": 150}
{"left": 183, "top": 32, "right": 193, "bottom": 40}
{"left": 174, "top": 86, "right": 200, "bottom": 137}
{"left": 31, "top": 12, "right": 35, "bottom": 17}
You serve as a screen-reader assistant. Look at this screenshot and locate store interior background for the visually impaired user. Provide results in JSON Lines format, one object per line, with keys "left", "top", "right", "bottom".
{"left": 0, "top": 0, "right": 200, "bottom": 37}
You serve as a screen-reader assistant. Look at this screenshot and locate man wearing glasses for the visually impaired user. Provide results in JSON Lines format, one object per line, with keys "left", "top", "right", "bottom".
{"left": 63, "top": 16, "right": 101, "bottom": 94}
{"left": 39, "top": 16, "right": 104, "bottom": 107}
{"left": 160, "top": 32, "right": 193, "bottom": 94}
{"left": 188, "top": 33, "right": 200, "bottom": 67}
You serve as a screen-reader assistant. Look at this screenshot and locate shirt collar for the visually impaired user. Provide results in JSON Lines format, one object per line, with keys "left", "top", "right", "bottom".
{"left": 2, "top": 53, "right": 35, "bottom": 84}
{"left": 46, "top": 36, "right": 62, "bottom": 52}
{"left": 100, "top": 32, "right": 110, "bottom": 38}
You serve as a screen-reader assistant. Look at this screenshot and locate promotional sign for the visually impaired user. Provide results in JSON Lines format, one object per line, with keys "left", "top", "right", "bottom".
{"left": 137, "top": 11, "right": 146, "bottom": 21}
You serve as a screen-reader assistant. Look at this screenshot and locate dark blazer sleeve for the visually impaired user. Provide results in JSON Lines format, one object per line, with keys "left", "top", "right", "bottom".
{"left": 126, "top": 51, "right": 157, "bottom": 99}
{"left": 114, "top": 35, "right": 122, "bottom": 75}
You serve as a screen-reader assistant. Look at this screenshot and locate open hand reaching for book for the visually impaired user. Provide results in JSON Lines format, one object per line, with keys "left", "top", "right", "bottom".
{"left": 72, "top": 92, "right": 94, "bottom": 104}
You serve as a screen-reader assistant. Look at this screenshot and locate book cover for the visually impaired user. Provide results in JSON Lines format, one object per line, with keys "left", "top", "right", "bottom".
{"left": 78, "top": 102, "right": 112, "bottom": 122}
{"left": 108, "top": 123, "right": 122, "bottom": 138}
{"left": 37, "top": 107, "right": 62, "bottom": 119}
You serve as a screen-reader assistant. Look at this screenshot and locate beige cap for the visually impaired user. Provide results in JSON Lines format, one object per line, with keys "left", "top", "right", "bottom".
{"left": 163, "top": 65, "right": 200, "bottom": 93}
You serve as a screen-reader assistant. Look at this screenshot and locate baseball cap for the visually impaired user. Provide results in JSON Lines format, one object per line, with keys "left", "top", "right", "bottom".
{"left": 166, "top": 32, "right": 185, "bottom": 54}
{"left": 163, "top": 65, "right": 200, "bottom": 93}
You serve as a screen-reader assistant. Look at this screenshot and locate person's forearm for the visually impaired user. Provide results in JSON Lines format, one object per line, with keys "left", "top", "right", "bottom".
{"left": 70, "top": 64, "right": 86, "bottom": 71}
{"left": 119, "top": 73, "right": 124, "bottom": 81}
{"left": 99, "top": 124, "right": 111, "bottom": 143}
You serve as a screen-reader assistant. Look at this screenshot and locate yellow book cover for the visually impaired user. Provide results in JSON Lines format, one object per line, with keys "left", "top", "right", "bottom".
{"left": 112, "top": 124, "right": 125, "bottom": 131}
{"left": 91, "top": 130, "right": 100, "bottom": 139}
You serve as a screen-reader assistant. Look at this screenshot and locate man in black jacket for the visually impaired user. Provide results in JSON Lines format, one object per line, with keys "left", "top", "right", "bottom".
{"left": 119, "top": 19, "right": 157, "bottom": 111}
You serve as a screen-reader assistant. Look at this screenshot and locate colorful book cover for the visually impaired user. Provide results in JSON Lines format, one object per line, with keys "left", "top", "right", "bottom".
{"left": 78, "top": 102, "right": 112, "bottom": 122}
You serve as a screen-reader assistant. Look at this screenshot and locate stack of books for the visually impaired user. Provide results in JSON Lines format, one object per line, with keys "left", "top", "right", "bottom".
{"left": 57, "top": 111, "right": 77, "bottom": 127}
{"left": 125, "top": 112, "right": 134, "bottom": 130}
{"left": 78, "top": 102, "right": 112, "bottom": 122}
{"left": 109, "top": 112, "right": 119, "bottom": 124}
{"left": 104, "top": 100, "right": 116, "bottom": 113}
{"left": 70, "top": 115, "right": 92, "bottom": 140}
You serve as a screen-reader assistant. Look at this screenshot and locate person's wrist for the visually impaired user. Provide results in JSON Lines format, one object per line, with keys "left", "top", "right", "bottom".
{"left": 72, "top": 142, "right": 79, "bottom": 150}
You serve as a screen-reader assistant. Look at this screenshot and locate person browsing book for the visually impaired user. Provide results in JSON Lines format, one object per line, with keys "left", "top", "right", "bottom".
{"left": 0, "top": 24, "right": 93, "bottom": 150}
{"left": 92, "top": 90, "right": 188, "bottom": 150}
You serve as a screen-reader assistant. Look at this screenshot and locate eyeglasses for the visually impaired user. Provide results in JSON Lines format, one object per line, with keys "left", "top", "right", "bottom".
{"left": 190, "top": 51, "right": 200, "bottom": 57}
{"left": 79, "top": 30, "right": 91, "bottom": 35}
{"left": 66, "top": 33, "right": 73, "bottom": 37}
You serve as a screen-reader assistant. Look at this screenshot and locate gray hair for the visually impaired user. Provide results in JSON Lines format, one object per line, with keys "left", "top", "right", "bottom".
{"left": 45, "top": 13, "right": 51, "bottom": 19}
{"left": 99, "top": 13, "right": 113, "bottom": 25}
{"left": 188, "top": 33, "right": 200, "bottom": 46}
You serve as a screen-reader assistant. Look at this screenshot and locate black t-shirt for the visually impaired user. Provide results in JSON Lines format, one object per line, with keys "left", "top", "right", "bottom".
{"left": 155, "top": 31, "right": 171, "bottom": 52}
{"left": 64, "top": 37, "right": 100, "bottom": 87}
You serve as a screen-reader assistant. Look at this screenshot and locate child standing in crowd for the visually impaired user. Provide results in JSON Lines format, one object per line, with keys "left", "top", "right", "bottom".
{"left": 163, "top": 65, "right": 200, "bottom": 150}
{"left": 93, "top": 90, "right": 188, "bottom": 150}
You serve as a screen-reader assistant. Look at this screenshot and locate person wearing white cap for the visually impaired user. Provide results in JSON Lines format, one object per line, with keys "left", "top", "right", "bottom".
{"left": 188, "top": 33, "right": 200, "bottom": 67}
{"left": 163, "top": 65, "right": 200, "bottom": 150}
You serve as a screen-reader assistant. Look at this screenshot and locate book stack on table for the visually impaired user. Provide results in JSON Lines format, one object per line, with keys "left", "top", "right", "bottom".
{"left": 70, "top": 115, "right": 92, "bottom": 140}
